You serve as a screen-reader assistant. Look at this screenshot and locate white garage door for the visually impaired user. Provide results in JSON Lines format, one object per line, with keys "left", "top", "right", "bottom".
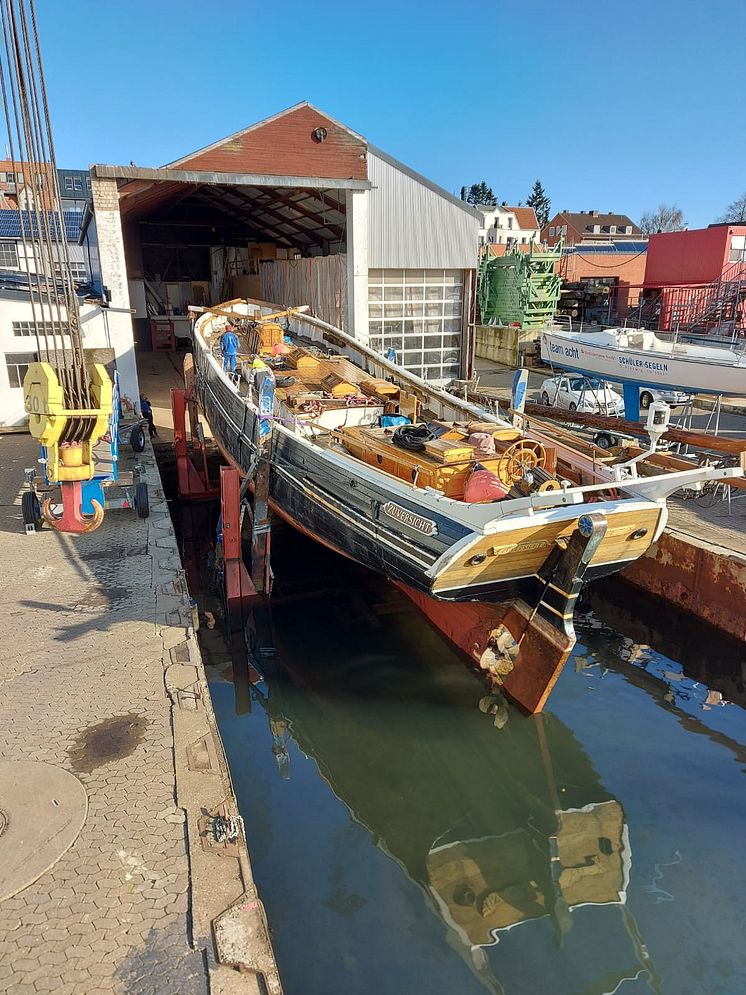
{"left": 368, "top": 268, "right": 463, "bottom": 384}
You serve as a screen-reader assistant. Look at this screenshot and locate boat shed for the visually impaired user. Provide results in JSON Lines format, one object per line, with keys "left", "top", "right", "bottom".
{"left": 89, "top": 102, "right": 480, "bottom": 402}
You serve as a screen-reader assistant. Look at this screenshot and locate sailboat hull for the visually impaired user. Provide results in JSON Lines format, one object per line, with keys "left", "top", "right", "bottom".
{"left": 541, "top": 328, "right": 746, "bottom": 395}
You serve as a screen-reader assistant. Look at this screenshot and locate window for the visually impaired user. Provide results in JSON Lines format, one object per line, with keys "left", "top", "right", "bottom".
{"left": 729, "top": 236, "right": 746, "bottom": 263}
{"left": 5, "top": 351, "right": 37, "bottom": 388}
{"left": 73, "top": 176, "right": 83, "bottom": 192}
{"left": 13, "top": 320, "right": 58, "bottom": 337}
{"left": 0, "top": 241, "right": 19, "bottom": 267}
{"left": 64, "top": 175, "right": 73, "bottom": 191}
{"left": 368, "top": 269, "right": 463, "bottom": 384}
{"left": 561, "top": 224, "right": 568, "bottom": 234}
{"left": 85, "top": 176, "right": 91, "bottom": 191}
{"left": 549, "top": 226, "right": 556, "bottom": 236}
{"left": 5, "top": 172, "right": 15, "bottom": 183}
{"left": 54, "top": 260, "right": 87, "bottom": 282}
{"left": 35, "top": 174, "right": 44, "bottom": 190}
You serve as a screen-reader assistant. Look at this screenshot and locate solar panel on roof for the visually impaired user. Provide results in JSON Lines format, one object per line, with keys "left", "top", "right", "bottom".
{"left": 0, "top": 209, "right": 83, "bottom": 241}
{"left": 565, "top": 241, "right": 647, "bottom": 255}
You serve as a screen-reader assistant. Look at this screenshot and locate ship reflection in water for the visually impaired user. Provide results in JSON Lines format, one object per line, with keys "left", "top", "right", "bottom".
{"left": 182, "top": 508, "right": 746, "bottom": 995}
{"left": 241, "top": 635, "right": 656, "bottom": 995}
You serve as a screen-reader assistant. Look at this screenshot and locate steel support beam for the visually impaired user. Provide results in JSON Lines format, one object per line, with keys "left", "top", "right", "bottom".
{"left": 220, "top": 465, "right": 259, "bottom": 630}
{"left": 91, "top": 163, "right": 371, "bottom": 190}
{"left": 171, "top": 388, "right": 220, "bottom": 500}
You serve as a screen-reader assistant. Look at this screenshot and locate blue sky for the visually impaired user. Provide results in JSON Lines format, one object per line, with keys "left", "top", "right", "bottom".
{"left": 33, "top": 0, "right": 746, "bottom": 228}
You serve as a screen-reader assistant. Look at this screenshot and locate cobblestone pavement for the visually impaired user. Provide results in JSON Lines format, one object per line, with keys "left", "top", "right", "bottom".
{"left": 0, "top": 433, "right": 276, "bottom": 995}
{"left": 668, "top": 494, "right": 746, "bottom": 557}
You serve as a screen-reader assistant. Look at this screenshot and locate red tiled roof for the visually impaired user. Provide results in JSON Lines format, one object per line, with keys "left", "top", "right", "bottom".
{"left": 506, "top": 206, "right": 539, "bottom": 230}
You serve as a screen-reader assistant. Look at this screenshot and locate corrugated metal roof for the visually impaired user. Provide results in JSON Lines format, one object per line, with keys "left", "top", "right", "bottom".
{"left": 0, "top": 209, "right": 83, "bottom": 241}
{"left": 0, "top": 267, "right": 96, "bottom": 296}
{"left": 368, "top": 152, "right": 478, "bottom": 269}
{"left": 368, "top": 145, "right": 480, "bottom": 220}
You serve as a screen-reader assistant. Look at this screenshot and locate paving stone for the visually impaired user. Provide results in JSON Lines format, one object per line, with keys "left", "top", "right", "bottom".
{"left": 0, "top": 437, "right": 211, "bottom": 994}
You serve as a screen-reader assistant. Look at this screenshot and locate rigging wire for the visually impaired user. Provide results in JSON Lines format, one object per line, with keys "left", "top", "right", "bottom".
{"left": 0, "top": 0, "right": 90, "bottom": 430}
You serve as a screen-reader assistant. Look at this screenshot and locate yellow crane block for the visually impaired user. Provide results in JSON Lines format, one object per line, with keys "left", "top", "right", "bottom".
{"left": 23, "top": 362, "right": 113, "bottom": 482}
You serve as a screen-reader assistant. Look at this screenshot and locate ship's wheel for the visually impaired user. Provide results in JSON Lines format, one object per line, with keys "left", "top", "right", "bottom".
{"left": 497, "top": 440, "right": 547, "bottom": 484}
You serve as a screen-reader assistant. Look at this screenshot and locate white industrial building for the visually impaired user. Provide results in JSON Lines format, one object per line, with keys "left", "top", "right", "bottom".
{"left": 90, "top": 102, "right": 480, "bottom": 392}
{"left": 0, "top": 102, "right": 481, "bottom": 425}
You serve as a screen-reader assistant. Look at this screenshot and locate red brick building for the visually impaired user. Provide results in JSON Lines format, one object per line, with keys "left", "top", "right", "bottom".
{"left": 542, "top": 210, "right": 642, "bottom": 248}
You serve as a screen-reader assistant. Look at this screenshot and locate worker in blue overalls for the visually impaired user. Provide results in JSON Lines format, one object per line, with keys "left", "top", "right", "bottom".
{"left": 220, "top": 323, "right": 239, "bottom": 374}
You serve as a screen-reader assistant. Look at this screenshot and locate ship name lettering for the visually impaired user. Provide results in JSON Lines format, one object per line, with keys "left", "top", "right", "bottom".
{"left": 491, "top": 539, "right": 551, "bottom": 555}
{"left": 381, "top": 502, "right": 438, "bottom": 536}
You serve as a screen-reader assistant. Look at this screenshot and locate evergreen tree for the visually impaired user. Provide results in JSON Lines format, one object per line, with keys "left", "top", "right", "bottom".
{"left": 463, "top": 181, "right": 496, "bottom": 206}
{"left": 527, "top": 180, "right": 551, "bottom": 228}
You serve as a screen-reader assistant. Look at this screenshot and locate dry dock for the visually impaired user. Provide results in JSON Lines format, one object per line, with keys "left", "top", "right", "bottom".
{"left": 472, "top": 359, "right": 746, "bottom": 640}
{"left": 0, "top": 433, "right": 280, "bottom": 994}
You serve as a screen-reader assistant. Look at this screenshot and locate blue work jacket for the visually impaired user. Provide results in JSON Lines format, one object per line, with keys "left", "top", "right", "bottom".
{"left": 221, "top": 331, "right": 239, "bottom": 355}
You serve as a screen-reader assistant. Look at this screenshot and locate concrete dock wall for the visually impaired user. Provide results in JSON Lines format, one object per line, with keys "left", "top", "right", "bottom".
{"left": 622, "top": 530, "right": 746, "bottom": 641}
{"left": 0, "top": 433, "right": 280, "bottom": 994}
{"left": 474, "top": 324, "right": 537, "bottom": 367}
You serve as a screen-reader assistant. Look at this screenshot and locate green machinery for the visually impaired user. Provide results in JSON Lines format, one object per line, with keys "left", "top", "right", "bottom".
{"left": 478, "top": 240, "right": 563, "bottom": 328}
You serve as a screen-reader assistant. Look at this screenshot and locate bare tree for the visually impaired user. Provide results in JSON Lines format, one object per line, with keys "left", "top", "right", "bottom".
{"left": 639, "top": 204, "right": 686, "bottom": 234}
{"left": 716, "top": 192, "right": 746, "bottom": 223}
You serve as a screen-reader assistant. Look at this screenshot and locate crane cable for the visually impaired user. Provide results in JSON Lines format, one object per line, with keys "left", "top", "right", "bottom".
{"left": 0, "top": 0, "right": 91, "bottom": 438}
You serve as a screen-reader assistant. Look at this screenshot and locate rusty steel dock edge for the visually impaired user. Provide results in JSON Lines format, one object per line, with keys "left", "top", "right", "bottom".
{"left": 622, "top": 528, "right": 746, "bottom": 641}
{"left": 143, "top": 439, "right": 282, "bottom": 995}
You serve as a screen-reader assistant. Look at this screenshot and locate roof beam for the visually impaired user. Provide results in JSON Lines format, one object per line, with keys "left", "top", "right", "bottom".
{"left": 92, "top": 164, "right": 371, "bottom": 191}
{"left": 264, "top": 188, "right": 345, "bottom": 240}
{"left": 161, "top": 183, "right": 201, "bottom": 214}
{"left": 190, "top": 192, "right": 296, "bottom": 246}
{"left": 220, "top": 187, "right": 327, "bottom": 250}
{"left": 300, "top": 187, "right": 347, "bottom": 215}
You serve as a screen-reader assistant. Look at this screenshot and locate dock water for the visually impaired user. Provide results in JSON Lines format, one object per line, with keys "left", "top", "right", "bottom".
{"left": 173, "top": 483, "right": 746, "bottom": 995}
{"left": 3, "top": 348, "right": 743, "bottom": 994}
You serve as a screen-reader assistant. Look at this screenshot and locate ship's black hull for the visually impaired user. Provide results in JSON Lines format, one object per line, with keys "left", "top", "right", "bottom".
{"left": 200, "top": 355, "right": 485, "bottom": 600}
{"left": 199, "top": 353, "right": 635, "bottom": 607}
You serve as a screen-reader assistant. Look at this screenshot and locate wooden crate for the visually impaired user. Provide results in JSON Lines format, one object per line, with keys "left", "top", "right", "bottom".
{"left": 337, "top": 427, "right": 501, "bottom": 499}
{"left": 423, "top": 439, "right": 475, "bottom": 464}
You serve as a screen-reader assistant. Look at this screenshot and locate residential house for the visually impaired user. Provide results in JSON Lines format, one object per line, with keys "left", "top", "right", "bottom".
{"left": 478, "top": 203, "right": 540, "bottom": 252}
{"left": 0, "top": 158, "right": 56, "bottom": 211}
{"left": 542, "top": 210, "right": 642, "bottom": 248}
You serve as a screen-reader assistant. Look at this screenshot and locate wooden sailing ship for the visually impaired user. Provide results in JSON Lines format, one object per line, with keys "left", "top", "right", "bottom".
{"left": 191, "top": 299, "right": 740, "bottom": 712}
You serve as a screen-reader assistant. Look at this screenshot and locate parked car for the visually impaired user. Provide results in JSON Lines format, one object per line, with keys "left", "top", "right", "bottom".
{"left": 539, "top": 375, "right": 624, "bottom": 415}
{"left": 639, "top": 386, "right": 690, "bottom": 409}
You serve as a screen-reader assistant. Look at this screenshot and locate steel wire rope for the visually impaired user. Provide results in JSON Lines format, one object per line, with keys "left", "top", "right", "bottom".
{"left": 0, "top": 0, "right": 89, "bottom": 426}
{"left": 0, "top": 2, "right": 46, "bottom": 365}
{"left": 9, "top": 0, "right": 69, "bottom": 402}
{"left": 22, "top": 0, "right": 83, "bottom": 404}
